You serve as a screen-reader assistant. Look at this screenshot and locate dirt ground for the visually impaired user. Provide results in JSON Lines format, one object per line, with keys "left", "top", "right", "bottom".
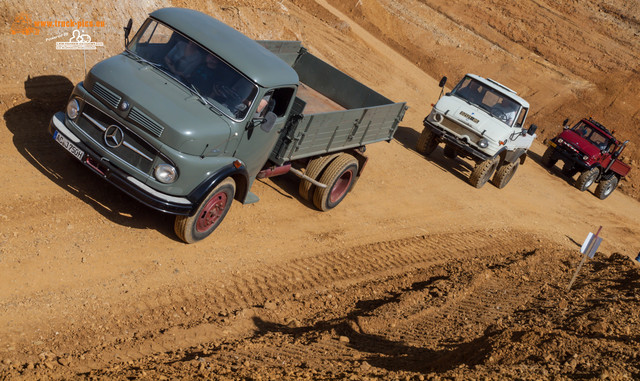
{"left": 1, "top": 0, "right": 640, "bottom": 379}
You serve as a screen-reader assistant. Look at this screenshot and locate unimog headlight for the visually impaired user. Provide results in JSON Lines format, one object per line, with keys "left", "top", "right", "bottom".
{"left": 154, "top": 164, "right": 178, "bottom": 184}
{"left": 433, "top": 112, "right": 444, "bottom": 123}
{"left": 66, "top": 99, "right": 80, "bottom": 120}
{"left": 478, "top": 138, "right": 489, "bottom": 148}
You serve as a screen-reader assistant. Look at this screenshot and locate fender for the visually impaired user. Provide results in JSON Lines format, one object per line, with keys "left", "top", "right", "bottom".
{"left": 187, "top": 162, "right": 250, "bottom": 216}
{"left": 503, "top": 148, "right": 527, "bottom": 164}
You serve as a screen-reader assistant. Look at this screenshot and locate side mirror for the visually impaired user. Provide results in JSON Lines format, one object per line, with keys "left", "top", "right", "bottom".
{"left": 439, "top": 76, "right": 447, "bottom": 88}
{"left": 562, "top": 118, "right": 569, "bottom": 127}
{"left": 527, "top": 124, "right": 538, "bottom": 136}
{"left": 124, "top": 18, "right": 133, "bottom": 46}
{"left": 260, "top": 112, "right": 277, "bottom": 133}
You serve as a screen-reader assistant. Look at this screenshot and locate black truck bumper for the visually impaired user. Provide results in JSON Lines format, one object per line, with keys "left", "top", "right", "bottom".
{"left": 48, "top": 112, "right": 194, "bottom": 216}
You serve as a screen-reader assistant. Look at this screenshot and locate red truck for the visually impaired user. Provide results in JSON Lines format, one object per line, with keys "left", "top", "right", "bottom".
{"left": 542, "top": 118, "right": 631, "bottom": 199}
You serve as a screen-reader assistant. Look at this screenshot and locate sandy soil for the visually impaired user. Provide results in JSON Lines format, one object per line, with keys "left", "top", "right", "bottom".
{"left": 1, "top": 0, "right": 640, "bottom": 379}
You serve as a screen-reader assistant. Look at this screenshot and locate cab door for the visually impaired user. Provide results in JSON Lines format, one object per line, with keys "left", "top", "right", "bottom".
{"left": 233, "top": 87, "right": 296, "bottom": 178}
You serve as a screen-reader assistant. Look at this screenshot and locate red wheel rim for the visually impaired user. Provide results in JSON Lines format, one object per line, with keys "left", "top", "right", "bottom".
{"left": 330, "top": 169, "right": 353, "bottom": 203}
{"left": 196, "top": 191, "right": 228, "bottom": 233}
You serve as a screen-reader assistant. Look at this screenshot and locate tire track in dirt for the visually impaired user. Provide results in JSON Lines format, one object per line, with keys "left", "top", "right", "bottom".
{"left": 43, "top": 228, "right": 551, "bottom": 374}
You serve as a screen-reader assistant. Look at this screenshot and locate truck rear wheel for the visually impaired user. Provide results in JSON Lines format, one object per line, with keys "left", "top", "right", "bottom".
{"left": 313, "top": 154, "right": 358, "bottom": 211}
{"left": 174, "top": 178, "right": 235, "bottom": 243}
{"left": 595, "top": 176, "right": 618, "bottom": 200}
{"left": 575, "top": 167, "right": 599, "bottom": 191}
{"left": 492, "top": 161, "right": 519, "bottom": 189}
{"left": 541, "top": 147, "right": 557, "bottom": 168}
{"left": 443, "top": 144, "right": 457, "bottom": 159}
{"left": 416, "top": 128, "right": 438, "bottom": 156}
{"left": 469, "top": 158, "right": 499, "bottom": 188}
{"left": 298, "top": 154, "right": 339, "bottom": 201}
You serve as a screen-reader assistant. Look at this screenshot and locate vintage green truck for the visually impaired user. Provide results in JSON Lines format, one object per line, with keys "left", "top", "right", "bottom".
{"left": 48, "top": 8, "right": 407, "bottom": 243}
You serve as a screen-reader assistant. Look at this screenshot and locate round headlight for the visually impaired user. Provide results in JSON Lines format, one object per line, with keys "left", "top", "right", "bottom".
{"left": 478, "top": 138, "right": 489, "bottom": 148}
{"left": 154, "top": 164, "right": 178, "bottom": 184}
{"left": 582, "top": 155, "right": 589, "bottom": 161}
{"left": 66, "top": 99, "right": 79, "bottom": 120}
{"left": 557, "top": 138, "right": 564, "bottom": 144}
{"left": 434, "top": 112, "right": 444, "bottom": 123}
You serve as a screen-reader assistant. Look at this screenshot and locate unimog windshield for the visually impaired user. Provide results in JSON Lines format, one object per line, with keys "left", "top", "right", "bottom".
{"left": 127, "top": 19, "right": 259, "bottom": 120}
{"left": 451, "top": 76, "right": 521, "bottom": 127}
{"left": 571, "top": 121, "right": 612, "bottom": 151}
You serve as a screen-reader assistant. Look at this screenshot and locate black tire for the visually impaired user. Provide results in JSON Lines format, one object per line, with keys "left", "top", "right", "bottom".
{"left": 492, "top": 160, "right": 520, "bottom": 189}
{"left": 575, "top": 167, "right": 600, "bottom": 192}
{"left": 561, "top": 162, "right": 578, "bottom": 177}
{"left": 313, "top": 154, "right": 359, "bottom": 211}
{"left": 541, "top": 147, "right": 557, "bottom": 168}
{"left": 416, "top": 128, "right": 438, "bottom": 156}
{"left": 174, "top": 178, "right": 235, "bottom": 243}
{"left": 298, "top": 154, "right": 338, "bottom": 201}
{"left": 595, "top": 176, "right": 618, "bottom": 200}
{"left": 443, "top": 144, "right": 457, "bottom": 159}
{"left": 469, "top": 158, "right": 499, "bottom": 188}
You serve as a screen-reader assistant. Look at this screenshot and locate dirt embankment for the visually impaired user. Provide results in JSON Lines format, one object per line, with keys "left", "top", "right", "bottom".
{"left": 328, "top": 0, "right": 640, "bottom": 200}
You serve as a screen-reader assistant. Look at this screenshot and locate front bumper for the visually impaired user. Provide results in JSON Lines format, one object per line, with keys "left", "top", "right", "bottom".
{"left": 48, "top": 112, "right": 194, "bottom": 215}
{"left": 423, "top": 118, "right": 492, "bottom": 161}
{"left": 545, "top": 140, "right": 589, "bottom": 172}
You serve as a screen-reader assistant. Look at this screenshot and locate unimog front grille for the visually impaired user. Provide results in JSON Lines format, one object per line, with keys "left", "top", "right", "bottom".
{"left": 441, "top": 117, "right": 483, "bottom": 143}
{"left": 75, "top": 103, "right": 158, "bottom": 175}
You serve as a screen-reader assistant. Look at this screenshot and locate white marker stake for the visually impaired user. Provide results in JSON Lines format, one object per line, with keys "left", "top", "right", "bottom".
{"left": 567, "top": 226, "right": 603, "bottom": 291}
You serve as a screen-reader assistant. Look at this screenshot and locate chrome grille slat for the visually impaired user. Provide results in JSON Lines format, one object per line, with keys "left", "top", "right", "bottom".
{"left": 129, "top": 107, "right": 164, "bottom": 137}
{"left": 93, "top": 82, "right": 121, "bottom": 109}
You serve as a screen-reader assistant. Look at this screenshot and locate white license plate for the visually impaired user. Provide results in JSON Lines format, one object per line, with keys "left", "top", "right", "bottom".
{"left": 54, "top": 130, "right": 84, "bottom": 161}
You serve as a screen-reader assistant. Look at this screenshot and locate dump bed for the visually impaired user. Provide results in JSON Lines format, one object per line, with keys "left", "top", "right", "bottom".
{"left": 259, "top": 41, "right": 407, "bottom": 165}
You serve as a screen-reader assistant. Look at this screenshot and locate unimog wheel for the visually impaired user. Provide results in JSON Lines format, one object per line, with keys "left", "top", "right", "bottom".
{"left": 575, "top": 167, "right": 600, "bottom": 191}
{"left": 541, "top": 147, "right": 557, "bottom": 168}
{"left": 469, "top": 158, "right": 499, "bottom": 188}
{"left": 595, "top": 176, "right": 619, "bottom": 200}
{"left": 443, "top": 144, "right": 457, "bottom": 159}
{"left": 298, "top": 154, "right": 339, "bottom": 201}
{"left": 416, "top": 128, "right": 438, "bottom": 156}
{"left": 492, "top": 160, "right": 520, "bottom": 189}
{"left": 313, "top": 154, "right": 359, "bottom": 211}
{"left": 174, "top": 178, "right": 235, "bottom": 243}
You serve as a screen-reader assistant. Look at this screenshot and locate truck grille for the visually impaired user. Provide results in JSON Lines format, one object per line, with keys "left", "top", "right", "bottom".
{"left": 76, "top": 103, "right": 158, "bottom": 175}
{"left": 93, "top": 82, "right": 122, "bottom": 109}
{"left": 441, "top": 117, "right": 482, "bottom": 142}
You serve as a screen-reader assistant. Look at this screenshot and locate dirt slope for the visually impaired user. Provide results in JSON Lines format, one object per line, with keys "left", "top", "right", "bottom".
{"left": 1, "top": 0, "right": 640, "bottom": 379}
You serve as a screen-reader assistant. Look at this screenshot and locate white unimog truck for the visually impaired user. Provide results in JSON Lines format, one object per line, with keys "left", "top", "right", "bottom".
{"left": 417, "top": 74, "right": 537, "bottom": 188}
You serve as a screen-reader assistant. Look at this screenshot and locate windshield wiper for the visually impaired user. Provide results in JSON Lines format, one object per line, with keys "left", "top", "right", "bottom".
{"left": 189, "top": 83, "right": 209, "bottom": 106}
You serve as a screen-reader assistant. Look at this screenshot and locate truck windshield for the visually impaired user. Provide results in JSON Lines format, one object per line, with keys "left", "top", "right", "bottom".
{"left": 127, "top": 19, "right": 258, "bottom": 120}
{"left": 572, "top": 122, "right": 611, "bottom": 151}
{"left": 452, "top": 77, "right": 521, "bottom": 127}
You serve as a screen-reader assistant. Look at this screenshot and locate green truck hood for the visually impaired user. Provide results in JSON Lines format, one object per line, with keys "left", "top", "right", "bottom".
{"left": 86, "top": 54, "right": 233, "bottom": 156}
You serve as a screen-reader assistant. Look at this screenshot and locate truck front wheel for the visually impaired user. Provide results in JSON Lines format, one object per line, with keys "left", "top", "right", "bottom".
{"left": 174, "top": 178, "right": 236, "bottom": 243}
{"left": 469, "top": 158, "right": 499, "bottom": 188}
{"left": 541, "top": 147, "right": 557, "bottom": 168}
{"left": 575, "top": 167, "right": 599, "bottom": 192}
{"left": 595, "top": 176, "right": 618, "bottom": 200}
{"left": 416, "top": 128, "right": 438, "bottom": 156}
{"left": 313, "top": 154, "right": 358, "bottom": 211}
{"left": 492, "top": 161, "right": 519, "bottom": 189}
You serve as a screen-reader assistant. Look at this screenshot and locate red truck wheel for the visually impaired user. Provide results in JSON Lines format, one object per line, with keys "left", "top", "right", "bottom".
{"left": 416, "top": 128, "right": 438, "bottom": 156}
{"left": 313, "top": 154, "right": 358, "bottom": 211}
{"left": 469, "top": 158, "right": 498, "bottom": 188}
{"left": 541, "top": 147, "right": 557, "bottom": 168}
{"left": 174, "top": 178, "right": 235, "bottom": 243}
{"left": 595, "top": 176, "right": 618, "bottom": 200}
{"left": 575, "top": 167, "right": 599, "bottom": 191}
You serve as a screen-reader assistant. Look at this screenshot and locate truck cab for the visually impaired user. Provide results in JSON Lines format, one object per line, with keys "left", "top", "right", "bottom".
{"left": 418, "top": 74, "right": 537, "bottom": 188}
